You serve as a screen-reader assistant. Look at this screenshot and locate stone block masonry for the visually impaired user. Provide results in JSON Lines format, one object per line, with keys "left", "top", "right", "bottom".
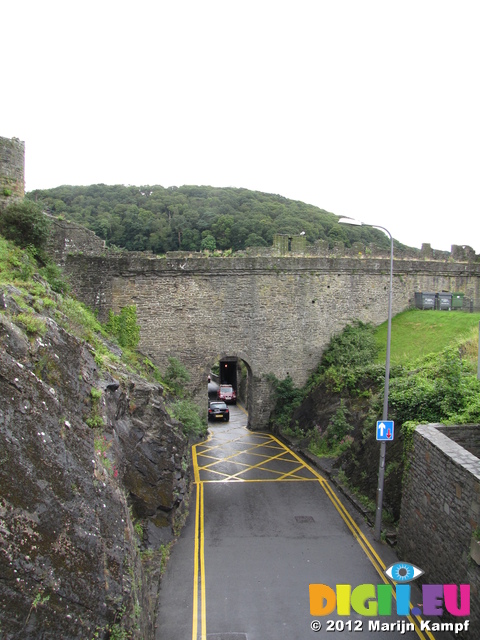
{"left": 45, "top": 215, "right": 106, "bottom": 264}
{"left": 397, "top": 424, "right": 480, "bottom": 639}
{"left": 438, "top": 425, "right": 480, "bottom": 459}
{"left": 0, "top": 136, "right": 25, "bottom": 209}
{"left": 62, "top": 252, "right": 480, "bottom": 430}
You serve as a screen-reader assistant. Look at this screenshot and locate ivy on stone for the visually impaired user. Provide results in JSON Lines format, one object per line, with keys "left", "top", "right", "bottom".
{"left": 105, "top": 305, "right": 140, "bottom": 349}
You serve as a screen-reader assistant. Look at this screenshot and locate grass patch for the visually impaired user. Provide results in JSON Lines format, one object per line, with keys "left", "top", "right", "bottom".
{"left": 375, "top": 309, "right": 480, "bottom": 365}
{"left": 15, "top": 312, "right": 47, "bottom": 336}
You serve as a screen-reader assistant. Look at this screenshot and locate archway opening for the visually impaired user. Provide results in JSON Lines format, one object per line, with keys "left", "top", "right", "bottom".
{"left": 207, "top": 355, "right": 253, "bottom": 426}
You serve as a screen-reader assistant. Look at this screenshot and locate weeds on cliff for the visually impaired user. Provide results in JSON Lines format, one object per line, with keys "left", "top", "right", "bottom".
{"left": 142, "top": 357, "right": 164, "bottom": 384}
{"left": 86, "top": 388, "right": 105, "bottom": 429}
{"left": 94, "top": 434, "right": 116, "bottom": 475}
{"left": 267, "top": 373, "right": 304, "bottom": 432}
{"left": 280, "top": 423, "right": 304, "bottom": 439}
{"left": 92, "top": 606, "right": 130, "bottom": 640}
{"left": 38, "top": 261, "right": 70, "bottom": 294}
{"left": 86, "top": 414, "right": 104, "bottom": 429}
{"left": 335, "top": 469, "right": 377, "bottom": 514}
{"left": 0, "top": 236, "right": 35, "bottom": 285}
{"left": 163, "top": 356, "right": 190, "bottom": 396}
{"left": 15, "top": 311, "right": 47, "bottom": 336}
{"left": 141, "top": 542, "right": 174, "bottom": 577}
{"left": 90, "top": 387, "right": 102, "bottom": 401}
{"left": 133, "top": 521, "right": 143, "bottom": 538}
{"left": 23, "top": 589, "right": 50, "bottom": 629}
{"left": 306, "top": 321, "right": 379, "bottom": 389}
{"left": 59, "top": 297, "right": 104, "bottom": 337}
{"left": 159, "top": 542, "right": 172, "bottom": 574}
{"left": 169, "top": 399, "right": 207, "bottom": 438}
{"left": 0, "top": 217, "right": 69, "bottom": 296}
{"left": 308, "top": 405, "right": 354, "bottom": 457}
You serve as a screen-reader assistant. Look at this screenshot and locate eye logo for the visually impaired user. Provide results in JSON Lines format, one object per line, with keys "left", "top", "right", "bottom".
{"left": 385, "top": 562, "right": 424, "bottom": 583}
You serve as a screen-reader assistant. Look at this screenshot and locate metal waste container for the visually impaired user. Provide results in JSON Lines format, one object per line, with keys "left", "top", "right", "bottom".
{"left": 414, "top": 292, "right": 436, "bottom": 310}
{"left": 436, "top": 293, "right": 452, "bottom": 311}
{"left": 451, "top": 293, "right": 465, "bottom": 310}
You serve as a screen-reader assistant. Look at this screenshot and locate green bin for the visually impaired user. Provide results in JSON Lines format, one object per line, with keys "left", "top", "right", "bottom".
{"left": 451, "top": 293, "right": 465, "bottom": 310}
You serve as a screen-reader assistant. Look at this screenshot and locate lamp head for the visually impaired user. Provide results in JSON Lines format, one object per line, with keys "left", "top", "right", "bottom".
{"left": 338, "top": 217, "right": 363, "bottom": 226}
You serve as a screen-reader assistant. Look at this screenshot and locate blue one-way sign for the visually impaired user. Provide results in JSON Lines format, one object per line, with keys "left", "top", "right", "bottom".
{"left": 376, "top": 420, "right": 394, "bottom": 441}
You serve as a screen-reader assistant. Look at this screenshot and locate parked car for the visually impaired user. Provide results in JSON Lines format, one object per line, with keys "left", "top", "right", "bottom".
{"left": 208, "top": 401, "right": 230, "bottom": 422}
{"left": 217, "top": 384, "right": 237, "bottom": 404}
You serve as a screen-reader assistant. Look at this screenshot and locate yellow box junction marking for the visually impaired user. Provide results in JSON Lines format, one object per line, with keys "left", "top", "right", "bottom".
{"left": 190, "top": 430, "right": 436, "bottom": 640}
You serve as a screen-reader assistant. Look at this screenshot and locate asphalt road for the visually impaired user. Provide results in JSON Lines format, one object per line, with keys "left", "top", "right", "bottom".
{"left": 156, "top": 404, "right": 452, "bottom": 640}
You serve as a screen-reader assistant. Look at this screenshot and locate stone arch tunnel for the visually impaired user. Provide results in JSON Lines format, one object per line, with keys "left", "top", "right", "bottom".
{"left": 62, "top": 251, "right": 480, "bottom": 430}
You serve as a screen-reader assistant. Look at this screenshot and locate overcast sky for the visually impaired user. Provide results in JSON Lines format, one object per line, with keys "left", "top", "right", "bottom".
{"left": 2, "top": 1, "right": 479, "bottom": 252}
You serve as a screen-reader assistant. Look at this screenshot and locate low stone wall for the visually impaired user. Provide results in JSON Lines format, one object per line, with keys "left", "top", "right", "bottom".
{"left": 397, "top": 424, "right": 480, "bottom": 638}
{"left": 438, "top": 425, "right": 480, "bottom": 459}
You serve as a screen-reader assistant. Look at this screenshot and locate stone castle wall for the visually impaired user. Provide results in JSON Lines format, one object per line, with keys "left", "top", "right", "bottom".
{"left": 45, "top": 215, "right": 106, "bottom": 264}
{"left": 0, "top": 136, "right": 25, "bottom": 210}
{"left": 62, "top": 252, "right": 480, "bottom": 429}
{"left": 397, "top": 424, "right": 480, "bottom": 638}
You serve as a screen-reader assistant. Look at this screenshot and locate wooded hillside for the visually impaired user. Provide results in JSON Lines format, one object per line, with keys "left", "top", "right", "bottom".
{"left": 27, "top": 184, "right": 400, "bottom": 253}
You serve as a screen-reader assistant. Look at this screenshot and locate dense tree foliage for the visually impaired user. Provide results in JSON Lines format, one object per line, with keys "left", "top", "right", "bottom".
{"left": 0, "top": 199, "right": 50, "bottom": 250}
{"left": 26, "top": 184, "right": 397, "bottom": 253}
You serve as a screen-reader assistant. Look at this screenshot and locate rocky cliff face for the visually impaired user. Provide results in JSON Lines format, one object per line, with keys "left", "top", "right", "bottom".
{"left": 288, "top": 374, "right": 404, "bottom": 522}
{"left": 0, "top": 284, "right": 190, "bottom": 639}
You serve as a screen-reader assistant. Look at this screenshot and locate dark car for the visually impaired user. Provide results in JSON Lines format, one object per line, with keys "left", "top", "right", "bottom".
{"left": 217, "top": 384, "right": 237, "bottom": 404}
{"left": 208, "top": 401, "right": 230, "bottom": 422}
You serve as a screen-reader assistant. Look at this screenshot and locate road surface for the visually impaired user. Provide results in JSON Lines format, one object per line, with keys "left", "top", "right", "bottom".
{"left": 156, "top": 404, "right": 452, "bottom": 640}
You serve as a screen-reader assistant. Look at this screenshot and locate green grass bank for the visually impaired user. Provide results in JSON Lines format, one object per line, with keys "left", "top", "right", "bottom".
{"left": 376, "top": 309, "right": 480, "bottom": 365}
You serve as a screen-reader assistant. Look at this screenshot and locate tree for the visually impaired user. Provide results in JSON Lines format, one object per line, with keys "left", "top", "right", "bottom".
{"left": 201, "top": 235, "right": 216, "bottom": 251}
{"left": 245, "top": 233, "right": 268, "bottom": 247}
{"left": 327, "top": 225, "right": 350, "bottom": 247}
{"left": 211, "top": 214, "right": 234, "bottom": 250}
{"left": 181, "top": 228, "right": 201, "bottom": 251}
{"left": 0, "top": 200, "right": 50, "bottom": 250}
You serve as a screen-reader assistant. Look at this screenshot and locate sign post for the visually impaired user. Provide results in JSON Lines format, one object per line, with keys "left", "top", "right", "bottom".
{"left": 375, "top": 420, "right": 394, "bottom": 541}
{"left": 339, "top": 217, "right": 394, "bottom": 541}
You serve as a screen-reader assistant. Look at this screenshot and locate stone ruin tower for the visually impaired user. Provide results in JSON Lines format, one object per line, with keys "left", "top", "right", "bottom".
{"left": 0, "top": 136, "right": 25, "bottom": 211}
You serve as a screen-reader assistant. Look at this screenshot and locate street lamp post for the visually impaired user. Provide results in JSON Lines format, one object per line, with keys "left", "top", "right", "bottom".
{"left": 338, "top": 217, "right": 393, "bottom": 541}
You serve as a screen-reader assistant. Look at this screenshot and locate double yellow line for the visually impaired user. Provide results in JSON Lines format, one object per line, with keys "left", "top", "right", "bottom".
{"left": 191, "top": 431, "right": 436, "bottom": 640}
{"left": 191, "top": 479, "right": 206, "bottom": 640}
{"left": 268, "top": 434, "right": 436, "bottom": 640}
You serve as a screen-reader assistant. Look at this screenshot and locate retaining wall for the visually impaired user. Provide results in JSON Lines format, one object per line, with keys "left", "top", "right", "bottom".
{"left": 397, "top": 424, "right": 480, "bottom": 638}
